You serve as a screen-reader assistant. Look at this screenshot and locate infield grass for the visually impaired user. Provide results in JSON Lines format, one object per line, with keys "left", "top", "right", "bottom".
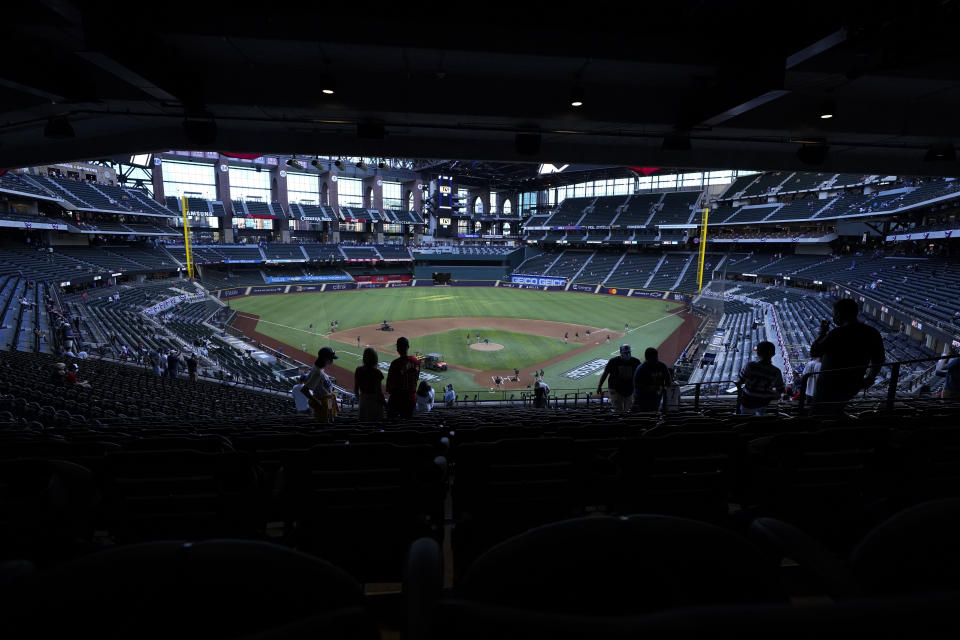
{"left": 416, "top": 328, "right": 581, "bottom": 371}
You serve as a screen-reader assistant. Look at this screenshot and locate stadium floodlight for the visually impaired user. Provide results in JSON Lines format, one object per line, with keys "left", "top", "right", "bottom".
{"left": 356, "top": 160, "right": 368, "bottom": 170}
{"left": 320, "top": 75, "right": 336, "bottom": 95}
{"left": 924, "top": 142, "right": 956, "bottom": 163}
{"left": 334, "top": 159, "right": 343, "bottom": 170}
{"left": 286, "top": 156, "right": 304, "bottom": 170}
{"left": 378, "top": 160, "right": 386, "bottom": 169}
{"left": 310, "top": 156, "right": 322, "bottom": 169}
{"left": 570, "top": 86, "right": 584, "bottom": 107}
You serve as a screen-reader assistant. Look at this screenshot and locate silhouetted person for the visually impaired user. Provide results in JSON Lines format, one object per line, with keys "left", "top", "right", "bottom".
{"left": 738, "top": 341, "right": 784, "bottom": 415}
{"left": 632, "top": 347, "right": 672, "bottom": 412}
{"left": 597, "top": 344, "right": 640, "bottom": 412}
{"left": 810, "top": 298, "right": 885, "bottom": 414}
{"left": 354, "top": 347, "right": 385, "bottom": 421}
{"left": 386, "top": 336, "right": 419, "bottom": 420}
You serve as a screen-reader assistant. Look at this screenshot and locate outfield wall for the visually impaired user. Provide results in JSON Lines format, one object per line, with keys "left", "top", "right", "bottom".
{"left": 216, "top": 279, "right": 695, "bottom": 302}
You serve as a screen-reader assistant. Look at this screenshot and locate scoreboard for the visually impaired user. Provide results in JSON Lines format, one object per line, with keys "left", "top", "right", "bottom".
{"left": 437, "top": 175, "right": 455, "bottom": 210}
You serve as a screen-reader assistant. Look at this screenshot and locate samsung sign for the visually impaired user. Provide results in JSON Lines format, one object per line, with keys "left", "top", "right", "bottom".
{"left": 511, "top": 275, "right": 567, "bottom": 287}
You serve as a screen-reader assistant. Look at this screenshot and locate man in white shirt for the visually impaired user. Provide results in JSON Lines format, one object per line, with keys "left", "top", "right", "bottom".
{"left": 443, "top": 383, "right": 456, "bottom": 407}
{"left": 803, "top": 356, "right": 822, "bottom": 407}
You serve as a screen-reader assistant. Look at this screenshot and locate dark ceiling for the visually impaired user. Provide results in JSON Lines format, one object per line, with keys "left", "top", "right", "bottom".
{"left": 3, "top": 1, "right": 960, "bottom": 176}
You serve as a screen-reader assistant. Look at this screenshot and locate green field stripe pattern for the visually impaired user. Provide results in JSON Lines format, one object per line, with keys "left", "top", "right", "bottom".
{"left": 422, "top": 329, "right": 581, "bottom": 370}
{"left": 229, "top": 287, "right": 684, "bottom": 392}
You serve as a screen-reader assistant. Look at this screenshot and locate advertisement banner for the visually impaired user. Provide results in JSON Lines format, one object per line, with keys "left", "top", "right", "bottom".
{"left": 325, "top": 283, "right": 356, "bottom": 291}
{"left": 511, "top": 274, "right": 567, "bottom": 287}
{"left": 569, "top": 284, "right": 597, "bottom": 293}
{"left": 219, "top": 288, "right": 246, "bottom": 298}
{"left": 264, "top": 275, "right": 352, "bottom": 283}
{"left": 387, "top": 282, "right": 412, "bottom": 287}
{"left": 598, "top": 286, "right": 630, "bottom": 296}
{"left": 222, "top": 259, "right": 262, "bottom": 264}
{"left": 249, "top": 286, "right": 286, "bottom": 295}
{"left": 630, "top": 290, "right": 665, "bottom": 299}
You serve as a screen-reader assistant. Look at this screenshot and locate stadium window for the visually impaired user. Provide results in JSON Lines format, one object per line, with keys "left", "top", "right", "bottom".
{"left": 503, "top": 198, "right": 512, "bottom": 214}
{"left": 458, "top": 219, "right": 469, "bottom": 235}
{"left": 489, "top": 191, "right": 498, "bottom": 214}
{"left": 637, "top": 176, "right": 652, "bottom": 191}
{"left": 229, "top": 166, "right": 271, "bottom": 202}
{"left": 474, "top": 220, "right": 482, "bottom": 232}
{"left": 383, "top": 181, "right": 402, "bottom": 210}
{"left": 337, "top": 177, "right": 363, "bottom": 208}
{"left": 657, "top": 174, "right": 677, "bottom": 189}
{"left": 406, "top": 191, "right": 414, "bottom": 211}
{"left": 162, "top": 160, "right": 216, "bottom": 200}
{"left": 474, "top": 197, "right": 484, "bottom": 214}
{"left": 503, "top": 221, "right": 512, "bottom": 234}
{"left": 287, "top": 172, "right": 319, "bottom": 205}
{"left": 681, "top": 172, "right": 703, "bottom": 188}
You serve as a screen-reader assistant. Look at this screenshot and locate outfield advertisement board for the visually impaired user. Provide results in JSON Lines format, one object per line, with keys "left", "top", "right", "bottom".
{"left": 570, "top": 284, "right": 597, "bottom": 293}
{"left": 598, "top": 286, "right": 630, "bottom": 296}
{"left": 249, "top": 286, "right": 286, "bottom": 295}
{"left": 219, "top": 288, "right": 246, "bottom": 298}
{"left": 264, "top": 275, "right": 352, "bottom": 283}
{"left": 325, "top": 283, "right": 356, "bottom": 291}
{"left": 511, "top": 275, "right": 567, "bottom": 287}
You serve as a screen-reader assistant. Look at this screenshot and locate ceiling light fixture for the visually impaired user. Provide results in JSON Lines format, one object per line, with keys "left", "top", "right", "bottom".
{"left": 311, "top": 156, "right": 322, "bottom": 169}
{"left": 286, "top": 156, "right": 303, "bottom": 169}
{"left": 334, "top": 159, "right": 343, "bottom": 169}
{"left": 570, "top": 86, "right": 584, "bottom": 107}
{"left": 924, "top": 142, "right": 957, "bottom": 162}
{"left": 356, "top": 160, "right": 368, "bottom": 170}
{"left": 320, "top": 76, "right": 336, "bottom": 95}
{"left": 819, "top": 99, "right": 836, "bottom": 120}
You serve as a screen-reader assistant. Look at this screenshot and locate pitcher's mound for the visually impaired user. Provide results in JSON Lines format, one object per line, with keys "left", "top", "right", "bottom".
{"left": 470, "top": 342, "right": 504, "bottom": 351}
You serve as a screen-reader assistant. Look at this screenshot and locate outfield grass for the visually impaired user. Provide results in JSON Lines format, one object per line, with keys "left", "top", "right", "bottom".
{"left": 229, "top": 287, "right": 684, "bottom": 391}
{"left": 417, "top": 328, "right": 581, "bottom": 371}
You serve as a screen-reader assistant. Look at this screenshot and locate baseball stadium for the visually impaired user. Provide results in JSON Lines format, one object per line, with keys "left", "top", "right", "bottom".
{"left": 2, "top": 3, "right": 960, "bottom": 638}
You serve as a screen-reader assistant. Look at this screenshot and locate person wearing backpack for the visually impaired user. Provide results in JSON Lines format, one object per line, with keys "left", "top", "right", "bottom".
{"left": 386, "top": 336, "right": 420, "bottom": 420}
{"left": 738, "top": 341, "right": 785, "bottom": 416}
{"left": 302, "top": 347, "right": 340, "bottom": 423}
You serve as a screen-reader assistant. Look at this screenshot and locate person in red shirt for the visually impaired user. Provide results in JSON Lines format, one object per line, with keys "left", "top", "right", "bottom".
{"left": 385, "top": 336, "right": 419, "bottom": 420}
{"left": 354, "top": 347, "right": 385, "bottom": 421}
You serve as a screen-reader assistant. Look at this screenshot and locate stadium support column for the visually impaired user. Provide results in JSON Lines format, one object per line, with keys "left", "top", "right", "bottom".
{"left": 151, "top": 157, "right": 165, "bottom": 203}
{"left": 323, "top": 167, "right": 340, "bottom": 243}
{"left": 272, "top": 166, "right": 290, "bottom": 243}
{"left": 216, "top": 155, "right": 234, "bottom": 244}
{"left": 364, "top": 175, "right": 384, "bottom": 242}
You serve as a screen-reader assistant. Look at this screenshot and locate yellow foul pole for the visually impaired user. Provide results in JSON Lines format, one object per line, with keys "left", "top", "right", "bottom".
{"left": 696, "top": 206, "right": 709, "bottom": 293}
{"left": 181, "top": 195, "right": 194, "bottom": 279}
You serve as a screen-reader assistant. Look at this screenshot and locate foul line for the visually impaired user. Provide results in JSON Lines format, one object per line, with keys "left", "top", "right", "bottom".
{"left": 234, "top": 312, "right": 365, "bottom": 359}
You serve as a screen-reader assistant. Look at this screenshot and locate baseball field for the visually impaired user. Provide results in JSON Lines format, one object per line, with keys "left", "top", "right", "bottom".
{"left": 228, "top": 287, "right": 688, "bottom": 394}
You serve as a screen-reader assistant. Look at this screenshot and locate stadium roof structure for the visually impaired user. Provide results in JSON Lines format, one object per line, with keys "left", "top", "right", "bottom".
{"left": 3, "top": 2, "right": 960, "bottom": 176}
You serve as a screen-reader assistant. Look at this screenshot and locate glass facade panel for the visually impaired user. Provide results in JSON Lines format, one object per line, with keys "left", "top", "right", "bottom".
{"left": 337, "top": 177, "right": 363, "bottom": 208}
{"left": 383, "top": 181, "right": 402, "bottom": 210}
{"left": 287, "top": 172, "right": 319, "bottom": 204}
{"left": 161, "top": 160, "right": 217, "bottom": 200}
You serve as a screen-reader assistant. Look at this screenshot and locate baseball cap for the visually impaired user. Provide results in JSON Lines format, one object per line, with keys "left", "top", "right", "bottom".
{"left": 619, "top": 344, "right": 632, "bottom": 358}
{"left": 317, "top": 346, "right": 338, "bottom": 362}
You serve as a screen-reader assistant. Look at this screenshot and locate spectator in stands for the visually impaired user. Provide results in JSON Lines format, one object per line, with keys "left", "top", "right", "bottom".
{"left": 354, "top": 347, "right": 385, "bottom": 421}
{"left": 809, "top": 299, "right": 885, "bottom": 415}
{"left": 935, "top": 346, "right": 960, "bottom": 399}
{"left": 632, "top": 347, "right": 672, "bottom": 412}
{"left": 802, "top": 355, "right": 822, "bottom": 407}
{"left": 166, "top": 351, "right": 182, "bottom": 379}
{"left": 444, "top": 383, "right": 456, "bottom": 407}
{"left": 302, "top": 347, "right": 339, "bottom": 423}
{"left": 415, "top": 381, "right": 435, "bottom": 413}
{"left": 385, "top": 336, "right": 419, "bottom": 420}
{"left": 597, "top": 344, "right": 640, "bottom": 412}
{"left": 533, "top": 379, "right": 548, "bottom": 408}
{"left": 66, "top": 363, "right": 91, "bottom": 388}
{"left": 186, "top": 352, "right": 198, "bottom": 382}
{"left": 738, "top": 341, "right": 784, "bottom": 416}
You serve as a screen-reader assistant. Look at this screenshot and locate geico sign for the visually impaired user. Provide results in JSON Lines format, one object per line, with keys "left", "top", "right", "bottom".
{"left": 511, "top": 276, "right": 566, "bottom": 287}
